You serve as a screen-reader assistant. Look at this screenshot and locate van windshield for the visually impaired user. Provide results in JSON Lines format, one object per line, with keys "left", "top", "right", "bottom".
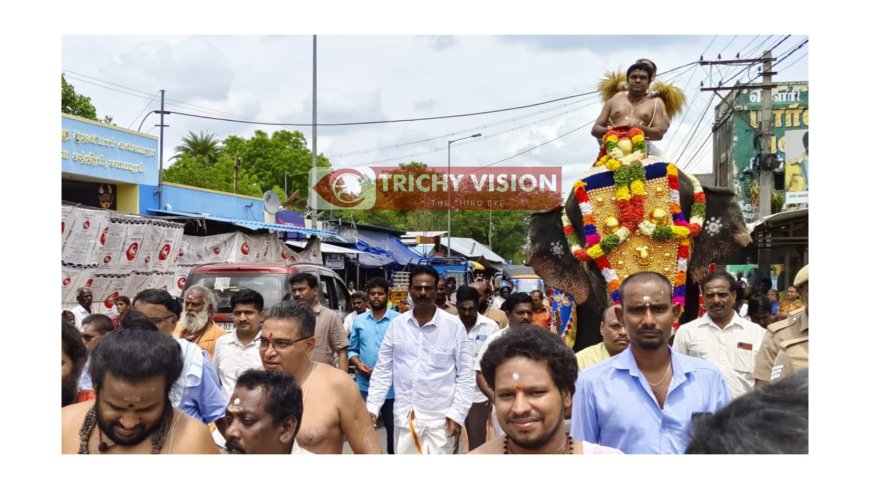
{"left": 186, "top": 273, "right": 287, "bottom": 313}
{"left": 512, "top": 278, "right": 544, "bottom": 294}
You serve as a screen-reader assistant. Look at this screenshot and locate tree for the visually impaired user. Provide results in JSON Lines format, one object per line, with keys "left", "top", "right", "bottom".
{"left": 222, "top": 130, "right": 329, "bottom": 199}
{"left": 61, "top": 74, "right": 98, "bottom": 120}
{"left": 162, "top": 129, "right": 330, "bottom": 200}
{"left": 162, "top": 153, "right": 261, "bottom": 197}
{"left": 172, "top": 131, "right": 223, "bottom": 166}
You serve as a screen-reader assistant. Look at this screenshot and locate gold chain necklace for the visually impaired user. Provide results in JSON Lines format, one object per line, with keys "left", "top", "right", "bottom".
{"left": 646, "top": 362, "right": 672, "bottom": 387}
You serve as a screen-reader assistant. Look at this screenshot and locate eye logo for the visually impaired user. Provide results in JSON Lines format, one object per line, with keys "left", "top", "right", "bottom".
{"left": 104, "top": 291, "right": 120, "bottom": 308}
{"left": 125, "top": 242, "right": 139, "bottom": 261}
{"left": 158, "top": 244, "right": 172, "bottom": 260}
{"left": 310, "top": 168, "right": 375, "bottom": 210}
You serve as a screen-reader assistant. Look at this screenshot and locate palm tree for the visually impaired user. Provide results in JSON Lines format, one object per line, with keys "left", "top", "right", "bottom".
{"left": 172, "top": 131, "right": 223, "bottom": 165}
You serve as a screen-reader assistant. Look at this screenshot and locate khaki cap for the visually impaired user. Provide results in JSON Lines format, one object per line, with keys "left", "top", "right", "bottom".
{"left": 794, "top": 264, "right": 809, "bottom": 287}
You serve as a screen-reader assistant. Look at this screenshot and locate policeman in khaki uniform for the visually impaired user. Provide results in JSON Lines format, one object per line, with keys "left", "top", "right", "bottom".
{"left": 770, "top": 336, "right": 808, "bottom": 382}
{"left": 753, "top": 264, "right": 809, "bottom": 388}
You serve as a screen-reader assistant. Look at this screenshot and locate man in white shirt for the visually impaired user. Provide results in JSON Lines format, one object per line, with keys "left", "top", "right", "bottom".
{"left": 71, "top": 286, "right": 95, "bottom": 331}
{"left": 674, "top": 270, "right": 766, "bottom": 398}
{"left": 455, "top": 285, "right": 499, "bottom": 451}
{"left": 342, "top": 292, "right": 368, "bottom": 336}
{"left": 366, "top": 264, "right": 475, "bottom": 454}
{"left": 490, "top": 282, "right": 512, "bottom": 310}
{"left": 214, "top": 288, "right": 265, "bottom": 400}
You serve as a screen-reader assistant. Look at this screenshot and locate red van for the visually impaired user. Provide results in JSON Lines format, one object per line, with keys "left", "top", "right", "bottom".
{"left": 184, "top": 262, "right": 351, "bottom": 332}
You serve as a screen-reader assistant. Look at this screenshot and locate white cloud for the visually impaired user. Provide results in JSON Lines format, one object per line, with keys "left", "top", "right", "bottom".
{"left": 62, "top": 34, "right": 809, "bottom": 194}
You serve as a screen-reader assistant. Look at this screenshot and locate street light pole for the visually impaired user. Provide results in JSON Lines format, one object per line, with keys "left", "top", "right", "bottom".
{"left": 447, "top": 133, "right": 482, "bottom": 257}
{"left": 284, "top": 172, "right": 309, "bottom": 201}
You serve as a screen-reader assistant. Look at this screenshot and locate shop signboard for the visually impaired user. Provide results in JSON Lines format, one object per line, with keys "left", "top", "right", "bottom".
{"left": 62, "top": 114, "right": 158, "bottom": 185}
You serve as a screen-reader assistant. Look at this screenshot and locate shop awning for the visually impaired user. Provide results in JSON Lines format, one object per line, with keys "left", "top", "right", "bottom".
{"left": 285, "top": 240, "right": 395, "bottom": 268}
{"left": 353, "top": 229, "right": 423, "bottom": 266}
{"left": 412, "top": 238, "right": 506, "bottom": 264}
{"left": 147, "top": 209, "right": 346, "bottom": 241}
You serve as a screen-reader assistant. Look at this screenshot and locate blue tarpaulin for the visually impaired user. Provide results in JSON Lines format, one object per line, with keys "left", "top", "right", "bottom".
{"left": 353, "top": 229, "right": 422, "bottom": 267}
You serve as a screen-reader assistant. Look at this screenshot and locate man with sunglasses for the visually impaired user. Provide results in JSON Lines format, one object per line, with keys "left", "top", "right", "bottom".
{"left": 260, "top": 300, "right": 380, "bottom": 454}
{"left": 77, "top": 314, "right": 116, "bottom": 402}
{"left": 132, "top": 289, "right": 226, "bottom": 424}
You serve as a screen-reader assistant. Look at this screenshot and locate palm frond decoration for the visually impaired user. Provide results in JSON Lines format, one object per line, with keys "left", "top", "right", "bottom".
{"left": 597, "top": 70, "right": 627, "bottom": 102}
{"left": 650, "top": 81, "right": 687, "bottom": 117}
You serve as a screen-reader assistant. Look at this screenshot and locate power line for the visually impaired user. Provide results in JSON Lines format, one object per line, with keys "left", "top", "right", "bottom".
{"left": 779, "top": 51, "right": 808, "bottom": 72}
{"left": 683, "top": 131, "right": 714, "bottom": 173}
{"left": 717, "top": 35, "right": 738, "bottom": 57}
{"left": 128, "top": 92, "right": 161, "bottom": 129}
{"left": 346, "top": 99, "right": 602, "bottom": 167}
{"left": 331, "top": 94, "right": 597, "bottom": 158}
{"left": 675, "top": 37, "right": 808, "bottom": 174}
{"left": 669, "top": 35, "right": 803, "bottom": 165}
{"left": 63, "top": 69, "right": 155, "bottom": 97}
{"left": 490, "top": 121, "right": 593, "bottom": 166}
{"left": 166, "top": 88, "right": 601, "bottom": 127}
{"left": 62, "top": 73, "right": 156, "bottom": 102}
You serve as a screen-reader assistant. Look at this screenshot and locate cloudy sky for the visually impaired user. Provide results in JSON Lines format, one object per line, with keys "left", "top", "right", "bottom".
{"left": 61, "top": 34, "right": 808, "bottom": 197}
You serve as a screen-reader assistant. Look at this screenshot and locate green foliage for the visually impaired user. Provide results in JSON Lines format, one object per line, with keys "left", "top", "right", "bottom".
{"left": 223, "top": 130, "right": 328, "bottom": 199}
{"left": 450, "top": 209, "right": 531, "bottom": 263}
{"left": 162, "top": 154, "right": 261, "bottom": 197}
{"left": 163, "top": 129, "right": 330, "bottom": 200}
{"left": 772, "top": 190, "right": 784, "bottom": 214}
{"left": 61, "top": 74, "right": 98, "bottom": 120}
{"left": 172, "top": 131, "right": 223, "bottom": 165}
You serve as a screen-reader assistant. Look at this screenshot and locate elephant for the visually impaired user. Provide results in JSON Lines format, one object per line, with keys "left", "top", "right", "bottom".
{"left": 526, "top": 164, "right": 751, "bottom": 351}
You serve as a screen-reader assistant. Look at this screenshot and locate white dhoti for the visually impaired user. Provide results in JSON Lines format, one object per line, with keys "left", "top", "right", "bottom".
{"left": 395, "top": 410, "right": 458, "bottom": 455}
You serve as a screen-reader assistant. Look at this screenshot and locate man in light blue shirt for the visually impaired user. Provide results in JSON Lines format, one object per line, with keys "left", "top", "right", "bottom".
{"left": 348, "top": 277, "right": 400, "bottom": 454}
{"left": 571, "top": 272, "right": 731, "bottom": 454}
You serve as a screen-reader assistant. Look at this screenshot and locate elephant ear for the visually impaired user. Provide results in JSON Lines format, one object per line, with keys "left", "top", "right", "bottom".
{"left": 686, "top": 182, "right": 753, "bottom": 281}
{"left": 525, "top": 207, "right": 592, "bottom": 305}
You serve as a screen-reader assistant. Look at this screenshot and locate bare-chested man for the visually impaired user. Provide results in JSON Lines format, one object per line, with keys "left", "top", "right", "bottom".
{"left": 259, "top": 300, "right": 381, "bottom": 454}
{"left": 61, "top": 328, "right": 219, "bottom": 454}
{"left": 592, "top": 60, "right": 671, "bottom": 141}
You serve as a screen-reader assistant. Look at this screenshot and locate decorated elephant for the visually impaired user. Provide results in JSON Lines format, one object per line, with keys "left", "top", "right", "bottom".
{"left": 526, "top": 128, "right": 751, "bottom": 351}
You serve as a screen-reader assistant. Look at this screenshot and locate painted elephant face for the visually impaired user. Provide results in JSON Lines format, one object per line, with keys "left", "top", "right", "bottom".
{"left": 526, "top": 169, "right": 751, "bottom": 310}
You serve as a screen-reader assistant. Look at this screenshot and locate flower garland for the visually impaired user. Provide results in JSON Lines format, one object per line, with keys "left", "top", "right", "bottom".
{"left": 561, "top": 162, "right": 706, "bottom": 308}
{"left": 594, "top": 128, "right": 649, "bottom": 231}
{"left": 595, "top": 128, "right": 647, "bottom": 170}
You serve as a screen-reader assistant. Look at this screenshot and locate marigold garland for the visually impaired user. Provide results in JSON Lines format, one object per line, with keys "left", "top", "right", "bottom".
{"left": 560, "top": 159, "right": 706, "bottom": 312}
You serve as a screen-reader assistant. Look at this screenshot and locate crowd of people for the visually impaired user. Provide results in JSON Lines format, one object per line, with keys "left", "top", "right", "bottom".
{"left": 60, "top": 57, "right": 807, "bottom": 455}
{"left": 61, "top": 262, "right": 808, "bottom": 455}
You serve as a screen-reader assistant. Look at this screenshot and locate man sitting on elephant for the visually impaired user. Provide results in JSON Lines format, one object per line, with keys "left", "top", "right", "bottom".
{"left": 526, "top": 59, "right": 750, "bottom": 353}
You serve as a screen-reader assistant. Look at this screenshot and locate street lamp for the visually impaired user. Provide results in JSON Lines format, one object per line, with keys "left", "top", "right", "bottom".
{"left": 447, "top": 133, "right": 482, "bottom": 257}
{"left": 284, "top": 171, "right": 309, "bottom": 199}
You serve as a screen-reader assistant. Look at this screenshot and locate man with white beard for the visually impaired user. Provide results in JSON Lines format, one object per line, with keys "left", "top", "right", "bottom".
{"left": 173, "top": 285, "right": 226, "bottom": 359}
